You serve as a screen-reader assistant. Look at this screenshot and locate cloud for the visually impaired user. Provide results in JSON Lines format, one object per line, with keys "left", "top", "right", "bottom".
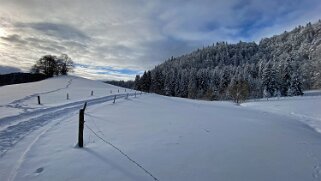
{"left": 74, "top": 63, "right": 142, "bottom": 80}
{"left": 72, "top": 64, "right": 142, "bottom": 81}
{"left": 1, "top": 34, "right": 26, "bottom": 44}
{"left": 0, "top": 0, "right": 320, "bottom": 80}
{"left": 18, "top": 22, "right": 90, "bottom": 41}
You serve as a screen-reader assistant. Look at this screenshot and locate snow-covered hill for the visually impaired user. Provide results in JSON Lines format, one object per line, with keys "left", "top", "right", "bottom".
{"left": 0, "top": 76, "right": 131, "bottom": 117}
{"left": 1, "top": 76, "right": 321, "bottom": 181}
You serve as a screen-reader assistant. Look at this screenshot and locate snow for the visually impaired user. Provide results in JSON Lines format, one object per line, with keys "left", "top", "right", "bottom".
{"left": 1, "top": 76, "right": 321, "bottom": 181}
{"left": 242, "top": 92, "right": 321, "bottom": 133}
{"left": 0, "top": 76, "right": 129, "bottom": 116}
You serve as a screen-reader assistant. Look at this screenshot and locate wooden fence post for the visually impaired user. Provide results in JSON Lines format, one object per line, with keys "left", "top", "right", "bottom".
{"left": 78, "top": 102, "right": 87, "bottom": 148}
{"left": 113, "top": 95, "right": 116, "bottom": 104}
{"left": 91, "top": 90, "right": 94, "bottom": 96}
{"left": 67, "top": 93, "right": 69, "bottom": 100}
{"left": 135, "top": 92, "right": 136, "bottom": 98}
{"left": 83, "top": 102, "right": 87, "bottom": 110}
{"left": 125, "top": 89, "right": 126, "bottom": 92}
{"left": 37, "top": 96, "right": 41, "bottom": 105}
{"left": 78, "top": 109, "right": 84, "bottom": 148}
{"left": 118, "top": 89, "right": 119, "bottom": 93}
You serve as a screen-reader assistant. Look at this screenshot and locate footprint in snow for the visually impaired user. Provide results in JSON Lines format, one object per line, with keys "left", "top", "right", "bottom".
{"left": 204, "top": 129, "right": 210, "bottom": 133}
{"left": 34, "top": 167, "right": 44, "bottom": 175}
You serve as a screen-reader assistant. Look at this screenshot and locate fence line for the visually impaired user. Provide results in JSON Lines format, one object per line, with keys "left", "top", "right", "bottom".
{"left": 85, "top": 114, "right": 105, "bottom": 136}
{"left": 76, "top": 92, "right": 157, "bottom": 180}
{"left": 35, "top": 88, "right": 142, "bottom": 105}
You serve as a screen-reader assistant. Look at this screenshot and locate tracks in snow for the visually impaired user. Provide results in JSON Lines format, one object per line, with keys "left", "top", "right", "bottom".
{"left": 0, "top": 93, "right": 135, "bottom": 157}
{"left": 6, "top": 78, "right": 74, "bottom": 111}
{"left": 8, "top": 124, "right": 54, "bottom": 181}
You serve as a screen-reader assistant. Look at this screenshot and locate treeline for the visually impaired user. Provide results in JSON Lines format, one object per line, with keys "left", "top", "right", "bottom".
{"left": 104, "top": 80, "right": 135, "bottom": 89}
{"left": 134, "top": 20, "right": 321, "bottom": 102}
{"left": 0, "top": 73, "right": 49, "bottom": 86}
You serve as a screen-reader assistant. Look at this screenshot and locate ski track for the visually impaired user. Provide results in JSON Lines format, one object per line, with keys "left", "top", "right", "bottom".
{"left": 0, "top": 93, "right": 135, "bottom": 157}
{"left": 8, "top": 122, "right": 58, "bottom": 181}
{"left": 5, "top": 78, "right": 73, "bottom": 111}
{"left": 242, "top": 102, "right": 321, "bottom": 179}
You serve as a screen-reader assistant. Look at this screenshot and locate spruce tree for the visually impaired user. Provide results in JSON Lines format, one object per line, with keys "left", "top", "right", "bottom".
{"left": 262, "top": 62, "right": 277, "bottom": 98}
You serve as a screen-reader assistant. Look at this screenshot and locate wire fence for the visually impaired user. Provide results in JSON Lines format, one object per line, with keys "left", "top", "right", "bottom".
{"left": 84, "top": 114, "right": 105, "bottom": 136}
{"left": 82, "top": 93, "right": 159, "bottom": 181}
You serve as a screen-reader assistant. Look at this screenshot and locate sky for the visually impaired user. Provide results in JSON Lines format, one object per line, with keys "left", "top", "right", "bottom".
{"left": 0, "top": 0, "right": 321, "bottom": 80}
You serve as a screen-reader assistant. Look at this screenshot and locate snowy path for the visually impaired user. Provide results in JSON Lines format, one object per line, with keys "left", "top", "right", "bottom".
{"left": 0, "top": 93, "right": 135, "bottom": 156}
{"left": 0, "top": 92, "right": 137, "bottom": 181}
{"left": 242, "top": 94, "right": 321, "bottom": 133}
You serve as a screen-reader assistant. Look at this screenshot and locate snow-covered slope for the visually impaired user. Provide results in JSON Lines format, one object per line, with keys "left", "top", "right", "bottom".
{"left": 1, "top": 76, "right": 321, "bottom": 181}
{"left": 0, "top": 76, "right": 130, "bottom": 117}
{"left": 0, "top": 76, "right": 135, "bottom": 158}
{"left": 242, "top": 91, "right": 321, "bottom": 133}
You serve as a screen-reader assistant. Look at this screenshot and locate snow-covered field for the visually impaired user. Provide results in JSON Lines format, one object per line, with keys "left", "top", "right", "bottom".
{"left": 1, "top": 76, "right": 321, "bottom": 181}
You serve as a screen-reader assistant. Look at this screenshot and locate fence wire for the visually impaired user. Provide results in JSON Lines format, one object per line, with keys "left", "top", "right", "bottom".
{"left": 84, "top": 114, "right": 105, "bottom": 136}
{"left": 84, "top": 123, "right": 159, "bottom": 181}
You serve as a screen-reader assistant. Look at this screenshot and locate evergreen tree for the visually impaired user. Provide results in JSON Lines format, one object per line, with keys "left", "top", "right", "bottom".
{"left": 188, "top": 69, "right": 197, "bottom": 99}
{"left": 140, "top": 71, "right": 151, "bottom": 92}
{"left": 262, "top": 62, "right": 277, "bottom": 98}
{"left": 288, "top": 62, "right": 304, "bottom": 96}
{"left": 150, "top": 68, "right": 164, "bottom": 94}
{"left": 134, "top": 75, "right": 141, "bottom": 90}
{"left": 288, "top": 71, "right": 303, "bottom": 96}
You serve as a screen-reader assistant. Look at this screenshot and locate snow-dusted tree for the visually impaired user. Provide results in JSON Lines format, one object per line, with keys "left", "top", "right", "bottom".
{"left": 178, "top": 70, "right": 189, "bottom": 98}
{"left": 188, "top": 69, "right": 197, "bottom": 99}
{"left": 288, "top": 62, "right": 303, "bottom": 96}
{"left": 262, "top": 62, "right": 278, "bottom": 98}
{"left": 278, "top": 59, "right": 292, "bottom": 96}
{"left": 219, "top": 66, "right": 231, "bottom": 99}
{"left": 288, "top": 72, "right": 303, "bottom": 96}
{"left": 300, "top": 62, "right": 313, "bottom": 90}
